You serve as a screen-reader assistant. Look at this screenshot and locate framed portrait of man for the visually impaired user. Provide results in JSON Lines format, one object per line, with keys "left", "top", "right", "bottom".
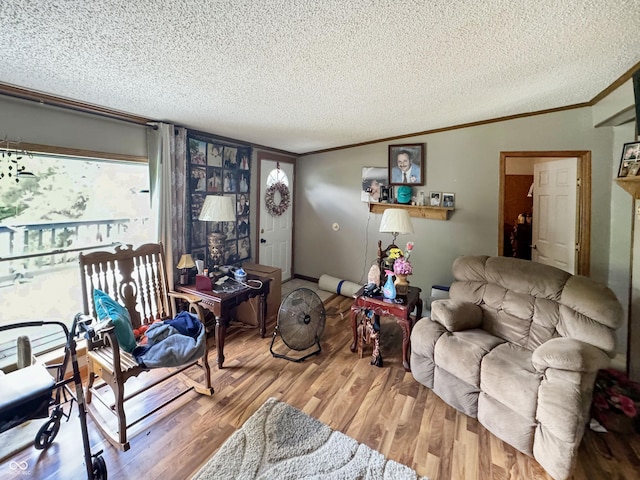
{"left": 388, "top": 143, "right": 425, "bottom": 186}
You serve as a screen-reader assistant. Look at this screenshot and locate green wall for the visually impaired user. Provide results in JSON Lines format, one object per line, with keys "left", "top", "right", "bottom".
{"left": 295, "top": 107, "right": 616, "bottom": 301}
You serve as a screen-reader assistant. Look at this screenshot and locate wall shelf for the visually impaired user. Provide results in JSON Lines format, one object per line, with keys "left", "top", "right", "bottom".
{"left": 615, "top": 177, "right": 640, "bottom": 199}
{"left": 368, "top": 202, "right": 454, "bottom": 220}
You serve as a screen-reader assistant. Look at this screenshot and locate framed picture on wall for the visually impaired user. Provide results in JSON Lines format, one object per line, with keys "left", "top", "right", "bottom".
{"left": 189, "top": 139, "right": 207, "bottom": 165}
{"left": 187, "top": 134, "right": 252, "bottom": 268}
{"left": 207, "top": 167, "right": 222, "bottom": 192}
{"left": 388, "top": 143, "right": 425, "bottom": 185}
{"left": 238, "top": 237, "right": 251, "bottom": 260}
{"left": 191, "top": 166, "right": 206, "bottom": 192}
{"left": 207, "top": 143, "right": 223, "bottom": 167}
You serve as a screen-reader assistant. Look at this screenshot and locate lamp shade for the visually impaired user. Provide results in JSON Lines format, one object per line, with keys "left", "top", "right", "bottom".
{"left": 379, "top": 208, "right": 414, "bottom": 234}
{"left": 176, "top": 253, "right": 196, "bottom": 269}
{"left": 198, "top": 195, "right": 236, "bottom": 222}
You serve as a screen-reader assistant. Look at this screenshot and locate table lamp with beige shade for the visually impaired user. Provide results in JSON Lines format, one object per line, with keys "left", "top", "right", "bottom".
{"left": 379, "top": 208, "right": 414, "bottom": 245}
{"left": 377, "top": 208, "right": 414, "bottom": 284}
{"left": 176, "top": 253, "right": 196, "bottom": 285}
{"left": 198, "top": 195, "right": 236, "bottom": 276}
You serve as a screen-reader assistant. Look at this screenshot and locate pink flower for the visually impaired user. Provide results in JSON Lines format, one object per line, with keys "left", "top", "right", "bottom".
{"left": 404, "top": 242, "right": 414, "bottom": 260}
{"left": 619, "top": 395, "right": 637, "bottom": 417}
{"left": 592, "top": 368, "right": 640, "bottom": 420}
{"left": 393, "top": 257, "right": 413, "bottom": 275}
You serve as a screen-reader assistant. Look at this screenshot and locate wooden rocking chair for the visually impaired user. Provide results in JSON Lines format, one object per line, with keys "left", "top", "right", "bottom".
{"left": 78, "top": 243, "right": 213, "bottom": 451}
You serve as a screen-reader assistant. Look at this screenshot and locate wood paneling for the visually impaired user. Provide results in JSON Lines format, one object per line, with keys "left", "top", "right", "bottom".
{"left": 504, "top": 175, "right": 533, "bottom": 227}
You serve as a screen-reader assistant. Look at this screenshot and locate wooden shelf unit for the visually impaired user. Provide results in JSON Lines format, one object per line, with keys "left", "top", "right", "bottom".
{"left": 368, "top": 202, "right": 454, "bottom": 220}
{"left": 615, "top": 177, "right": 640, "bottom": 199}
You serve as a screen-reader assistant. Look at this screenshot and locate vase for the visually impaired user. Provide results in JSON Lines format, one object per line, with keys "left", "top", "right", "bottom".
{"left": 394, "top": 274, "right": 410, "bottom": 296}
{"left": 382, "top": 271, "right": 396, "bottom": 300}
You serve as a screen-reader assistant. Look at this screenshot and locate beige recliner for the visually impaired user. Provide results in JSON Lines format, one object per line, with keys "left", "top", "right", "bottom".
{"left": 410, "top": 255, "right": 623, "bottom": 480}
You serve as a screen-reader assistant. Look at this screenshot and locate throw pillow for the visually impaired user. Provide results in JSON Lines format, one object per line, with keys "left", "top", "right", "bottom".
{"left": 93, "top": 289, "right": 137, "bottom": 353}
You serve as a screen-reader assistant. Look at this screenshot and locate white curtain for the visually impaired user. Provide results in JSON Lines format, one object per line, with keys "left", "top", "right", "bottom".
{"left": 147, "top": 123, "right": 188, "bottom": 286}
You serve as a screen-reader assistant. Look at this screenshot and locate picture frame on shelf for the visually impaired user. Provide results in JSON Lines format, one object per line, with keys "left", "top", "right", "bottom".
{"left": 442, "top": 193, "right": 455, "bottom": 208}
{"left": 429, "top": 191, "right": 442, "bottom": 206}
{"left": 388, "top": 143, "right": 425, "bottom": 185}
{"left": 628, "top": 162, "right": 640, "bottom": 177}
{"left": 361, "top": 167, "right": 388, "bottom": 202}
{"left": 380, "top": 185, "right": 393, "bottom": 203}
{"left": 618, "top": 141, "right": 640, "bottom": 177}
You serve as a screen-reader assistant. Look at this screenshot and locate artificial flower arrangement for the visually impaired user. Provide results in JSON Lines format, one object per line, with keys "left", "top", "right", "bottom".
{"left": 591, "top": 368, "right": 640, "bottom": 433}
{"left": 390, "top": 242, "right": 414, "bottom": 276}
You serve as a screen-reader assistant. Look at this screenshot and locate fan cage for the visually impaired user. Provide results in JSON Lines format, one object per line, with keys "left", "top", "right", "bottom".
{"left": 277, "top": 288, "right": 326, "bottom": 351}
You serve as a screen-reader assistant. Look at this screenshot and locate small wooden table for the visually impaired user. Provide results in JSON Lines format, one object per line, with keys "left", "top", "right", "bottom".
{"left": 350, "top": 286, "right": 422, "bottom": 371}
{"left": 176, "top": 274, "right": 271, "bottom": 369}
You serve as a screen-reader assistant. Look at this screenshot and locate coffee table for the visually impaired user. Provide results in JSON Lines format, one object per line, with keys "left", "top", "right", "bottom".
{"left": 350, "top": 285, "right": 422, "bottom": 371}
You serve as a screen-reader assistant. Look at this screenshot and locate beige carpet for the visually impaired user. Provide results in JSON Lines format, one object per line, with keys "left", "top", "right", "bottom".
{"left": 191, "top": 397, "right": 428, "bottom": 480}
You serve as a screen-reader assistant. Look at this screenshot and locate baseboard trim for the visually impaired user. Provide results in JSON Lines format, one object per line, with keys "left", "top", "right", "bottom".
{"left": 293, "top": 273, "right": 319, "bottom": 283}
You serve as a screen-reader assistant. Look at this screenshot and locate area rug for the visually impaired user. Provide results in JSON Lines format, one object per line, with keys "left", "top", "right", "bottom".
{"left": 191, "top": 397, "right": 428, "bottom": 479}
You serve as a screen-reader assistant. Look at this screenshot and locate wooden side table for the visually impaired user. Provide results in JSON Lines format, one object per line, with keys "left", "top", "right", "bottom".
{"left": 350, "top": 286, "right": 422, "bottom": 371}
{"left": 176, "top": 274, "right": 271, "bottom": 369}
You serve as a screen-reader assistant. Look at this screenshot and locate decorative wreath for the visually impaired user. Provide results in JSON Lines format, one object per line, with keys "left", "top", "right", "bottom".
{"left": 265, "top": 181, "right": 290, "bottom": 217}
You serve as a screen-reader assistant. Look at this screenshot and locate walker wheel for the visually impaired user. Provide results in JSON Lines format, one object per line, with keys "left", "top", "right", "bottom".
{"left": 34, "top": 417, "right": 61, "bottom": 450}
{"left": 92, "top": 455, "right": 107, "bottom": 480}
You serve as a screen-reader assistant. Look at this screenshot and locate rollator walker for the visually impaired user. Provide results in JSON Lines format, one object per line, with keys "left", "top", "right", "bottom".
{"left": 0, "top": 314, "right": 107, "bottom": 479}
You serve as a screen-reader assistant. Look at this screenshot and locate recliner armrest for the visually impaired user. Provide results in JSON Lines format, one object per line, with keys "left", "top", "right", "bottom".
{"left": 431, "top": 299, "right": 482, "bottom": 331}
{"left": 532, "top": 337, "right": 611, "bottom": 373}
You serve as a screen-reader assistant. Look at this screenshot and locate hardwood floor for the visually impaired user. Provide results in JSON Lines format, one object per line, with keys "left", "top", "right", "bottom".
{"left": 2, "top": 294, "right": 640, "bottom": 479}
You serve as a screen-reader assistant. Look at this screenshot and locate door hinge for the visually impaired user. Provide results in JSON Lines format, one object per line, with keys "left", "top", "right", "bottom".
{"left": 576, "top": 178, "right": 581, "bottom": 187}
{"left": 575, "top": 243, "right": 580, "bottom": 252}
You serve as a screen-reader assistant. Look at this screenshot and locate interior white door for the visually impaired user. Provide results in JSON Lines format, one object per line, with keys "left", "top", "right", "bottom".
{"left": 259, "top": 160, "right": 294, "bottom": 281}
{"left": 532, "top": 158, "right": 578, "bottom": 274}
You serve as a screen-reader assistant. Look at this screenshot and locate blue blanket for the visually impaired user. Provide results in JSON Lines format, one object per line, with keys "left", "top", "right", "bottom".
{"left": 132, "top": 312, "right": 205, "bottom": 368}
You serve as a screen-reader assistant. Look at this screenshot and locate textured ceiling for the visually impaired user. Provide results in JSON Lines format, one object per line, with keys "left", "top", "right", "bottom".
{"left": 1, "top": 1, "right": 639, "bottom": 154}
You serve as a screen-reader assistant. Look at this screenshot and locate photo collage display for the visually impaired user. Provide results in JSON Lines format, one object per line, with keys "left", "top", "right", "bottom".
{"left": 188, "top": 137, "right": 252, "bottom": 266}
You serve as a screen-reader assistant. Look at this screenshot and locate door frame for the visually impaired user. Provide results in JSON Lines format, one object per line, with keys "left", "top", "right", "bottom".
{"left": 256, "top": 150, "right": 297, "bottom": 274}
{"left": 498, "top": 151, "right": 591, "bottom": 276}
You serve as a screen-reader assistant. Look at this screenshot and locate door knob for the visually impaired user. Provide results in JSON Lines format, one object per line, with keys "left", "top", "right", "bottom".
{"left": 260, "top": 238, "right": 266, "bottom": 244}
{"left": 532, "top": 244, "right": 537, "bottom": 250}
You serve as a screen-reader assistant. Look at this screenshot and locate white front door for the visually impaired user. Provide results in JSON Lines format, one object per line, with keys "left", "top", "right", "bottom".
{"left": 259, "top": 159, "right": 294, "bottom": 281}
{"left": 532, "top": 158, "right": 578, "bottom": 274}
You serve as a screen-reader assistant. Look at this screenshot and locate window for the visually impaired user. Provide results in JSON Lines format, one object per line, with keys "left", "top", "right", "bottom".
{"left": 266, "top": 168, "right": 289, "bottom": 187}
{"left": 0, "top": 153, "right": 156, "bottom": 361}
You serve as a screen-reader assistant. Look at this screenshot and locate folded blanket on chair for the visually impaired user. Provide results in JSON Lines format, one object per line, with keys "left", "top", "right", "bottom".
{"left": 132, "top": 312, "right": 205, "bottom": 368}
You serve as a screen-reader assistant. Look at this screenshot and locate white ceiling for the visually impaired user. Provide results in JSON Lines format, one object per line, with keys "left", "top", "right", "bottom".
{"left": 1, "top": 1, "right": 639, "bottom": 154}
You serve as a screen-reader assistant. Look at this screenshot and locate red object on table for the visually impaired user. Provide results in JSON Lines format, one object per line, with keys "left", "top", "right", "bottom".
{"left": 195, "top": 274, "right": 212, "bottom": 291}
{"left": 350, "top": 286, "right": 422, "bottom": 371}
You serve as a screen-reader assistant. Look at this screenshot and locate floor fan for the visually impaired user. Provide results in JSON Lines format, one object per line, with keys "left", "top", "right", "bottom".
{"left": 270, "top": 288, "right": 326, "bottom": 362}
